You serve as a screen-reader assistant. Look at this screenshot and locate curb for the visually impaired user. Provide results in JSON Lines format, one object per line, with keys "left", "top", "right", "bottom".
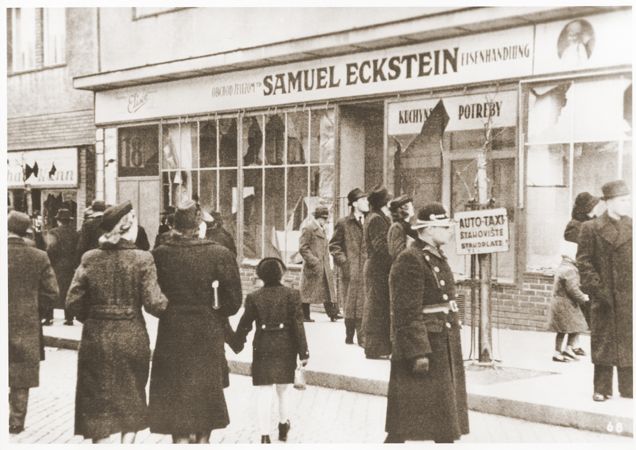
{"left": 45, "top": 338, "right": 633, "bottom": 437}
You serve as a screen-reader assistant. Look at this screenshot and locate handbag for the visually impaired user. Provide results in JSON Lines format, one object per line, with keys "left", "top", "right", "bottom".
{"left": 293, "top": 362, "right": 306, "bottom": 390}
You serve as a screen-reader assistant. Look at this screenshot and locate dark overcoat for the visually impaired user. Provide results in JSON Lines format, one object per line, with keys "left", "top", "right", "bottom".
{"left": 234, "top": 285, "right": 309, "bottom": 385}
{"left": 388, "top": 220, "right": 417, "bottom": 262}
{"left": 66, "top": 240, "right": 168, "bottom": 440}
{"left": 362, "top": 209, "right": 392, "bottom": 356}
{"left": 386, "top": 239, "right": 469, "bottom": 442}
{"left": 149, "top": 235, "right": 242, "bottom": 435}
{"left": 9, "top": 237, "right": 58, "bottom": 388}
{"left": 329, "top": 213, "right": 366, "bottom": 320}
{"left": 76, "top": 215, "right": 103, "bottom": 262}
{"left": 47, "top": 224, "right": 79, "bottom": 308}
{"left": 577, "top": 213, "right": 632, "bottom": 367}
{"left": 299, "top": 219, "right": 335, "bottom": 305}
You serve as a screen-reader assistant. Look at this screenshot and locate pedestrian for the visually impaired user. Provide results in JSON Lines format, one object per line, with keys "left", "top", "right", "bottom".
{"left": 329, "top": 188, "right": 368, "bottom": 345}
{"left": 135, "top": 224, "right": 150, "bottom": 250}
{"left": 45, "top": 208, "right": 79, "bottom": 326}
{"left": 153, "top": 206, "right": 175, "bottom": 249}
{"left": 299, "top": 206, "right": 340, "bottom": 322}
{"left": 577, "top": 180, "right": 632, "bottom": 401}
{"left": 203, "top": 209, "right": 237, "bottom": 255}
{"left": 385, "top": 203, "right": 469, "bottom": 443}
{"left": 66, "top": 201, "right": 168, "bottom": 443}
{"left": 387, "top": 194, "right": 417, "bottom": 262}
{"left": 232, "top": 257, "right": 310, "bottom": 443}
{"left": 148, "top": 200, "right": 243, "bottom": 443}
{"left": 8, "top": 211, "right": 59, "bottom": 435}
{"left": 548, "top": 240, "right": 589, "bottom": 362}
{"left": 564, "top": 191, "right": 600, "bottom": 327}
{"left": 362, "top": 185, "right": 392, "bottom": 359}
{"left": 76, "top": 199, "right": 106, "bottom": 260}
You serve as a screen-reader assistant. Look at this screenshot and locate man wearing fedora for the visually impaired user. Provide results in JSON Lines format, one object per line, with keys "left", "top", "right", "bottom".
{"left": 577, "top": 180, "right": 632, "bottom": 401}
{"left": 329, "top": 188, "right": 369, "bottom": 345}
{"left": 45, "top": 208, "right": 79, "bottom": 326}
{"left": 385, "top": 203, "right": 468, "bottom": 443}
{"left": 8, "top": 211, "right": 59, "bottom": 434}
{"left": 299, "top": 206, "right": 340, "bottom": 322}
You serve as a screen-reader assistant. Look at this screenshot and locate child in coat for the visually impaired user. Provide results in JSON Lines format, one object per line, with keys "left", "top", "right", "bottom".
{"left": 232, "top": 258, "right": 309, "bottom": 443}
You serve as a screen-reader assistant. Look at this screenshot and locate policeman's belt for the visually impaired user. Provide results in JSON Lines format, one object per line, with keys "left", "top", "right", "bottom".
{"left": 421, "top": 300, "right": 459, "bottom": 315}
{"left": 258, "top": 323, "right": 288, "bottom": 331}
{"left": 88, "top": 305, "right": 138, "bottom": 320}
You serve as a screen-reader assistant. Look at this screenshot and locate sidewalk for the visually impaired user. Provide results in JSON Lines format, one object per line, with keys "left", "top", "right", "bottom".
{"left": 43, "top": 309, "right": 633, "bottom": 437}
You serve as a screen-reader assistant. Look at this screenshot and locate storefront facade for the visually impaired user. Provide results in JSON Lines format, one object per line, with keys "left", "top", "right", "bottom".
{"left": 77, "top": 8, "right": 632, "bottom": 330}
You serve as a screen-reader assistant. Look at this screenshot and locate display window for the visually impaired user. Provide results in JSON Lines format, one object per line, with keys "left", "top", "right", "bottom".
{"left": 524, "top": 74, "right": 632, "bottom": 272}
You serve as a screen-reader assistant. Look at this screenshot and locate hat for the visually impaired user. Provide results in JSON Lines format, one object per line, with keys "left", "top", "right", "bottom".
{"left": 572, "top": 192, "right": 600, "bottom": 216}
{"left": 389, "top": 194, "right": 413, "bottom": 212}
{"left": 347, "top": 188, "right": 367, "bottom": 206}
{"left": 174, "top": 199, "right": 199, "bottom": 230}
{"left": 91, "top": 200, "right": 106, "bottom": 212}
{"left": 601, "top": 180, "right": 630, "bottom": 200}
{"left": 100, "top": 201, "right": 133, "bottom": 232}
{"left": 313, "top": 206, "right": 329, "bottom": 220}
{"left": 8, "top": 211, "right": 31, "bottom": 236}
{"left": 412, "top": 202, "right": 452, "bottom": 229}
{"left": 256, "top": 257, "right": 287, "bottom": 285}
{"left": 368, "top": 185, "right": 391, "bottom": 209}
{"left": 55, "top": 208, "right": 72, "bottom": 221}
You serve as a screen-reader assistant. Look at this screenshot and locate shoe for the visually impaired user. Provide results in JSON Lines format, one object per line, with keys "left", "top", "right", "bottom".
{"left": 64, "top": 320, "right": 74, "bottom": 326}
{"left": 303, "top": 318, "right": 315, "bottom": 323}
{"left": 593, "top": 393, "right": 607, "bottom": 402}
{"left": 9, "top": 425, "right": 24, "bottom": 434}
{"left": 552, "top": 353, "right": 569, "bottom": 362}
{"left": 366, "top": 354, "right": 390, "bottom": 360}
{"left": 278, "top": 420, "right": 290, "bottom": 442}
{"left": 572, "top": 347, "right": 586, "bottom": 356}
{"left": 261, "top": 435, "right": 271, "bottom": 444}
{"left": 620, "top": 393, "right": 632, "bottom": 399}
{"left": 562, "top": 348, "right": 578, "bottom": 360}
{"left": 345, "top": 338, "right": 354, "bottom": 345}
{"left": 42, "top": 319, "right": 53, "bottom": 326}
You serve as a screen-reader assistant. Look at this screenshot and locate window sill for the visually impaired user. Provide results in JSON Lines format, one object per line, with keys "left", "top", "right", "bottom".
{"left": 8, "top": 63, "right": 67, "bottom": 77}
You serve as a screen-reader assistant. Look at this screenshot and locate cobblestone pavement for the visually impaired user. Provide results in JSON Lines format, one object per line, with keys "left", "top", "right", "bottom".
{"left": 8, "top": 349, "right": 632, "bottom": 444}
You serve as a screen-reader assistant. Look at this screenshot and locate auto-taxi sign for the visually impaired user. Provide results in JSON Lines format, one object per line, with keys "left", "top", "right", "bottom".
{"left": 454, "top": 207, "right": 509, "bottom": 255}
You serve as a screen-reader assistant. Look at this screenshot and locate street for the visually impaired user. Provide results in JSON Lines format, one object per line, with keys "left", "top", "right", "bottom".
{"left": 8, "top": 348, "right": 632, "bottom": 444}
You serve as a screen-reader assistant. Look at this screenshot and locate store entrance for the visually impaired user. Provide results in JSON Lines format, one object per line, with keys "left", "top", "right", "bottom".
{"left": 337, "top": 101, "right": 384, "bottom": 216}
{"left": 118, "top": 177, "right": 161, "bottom": 248}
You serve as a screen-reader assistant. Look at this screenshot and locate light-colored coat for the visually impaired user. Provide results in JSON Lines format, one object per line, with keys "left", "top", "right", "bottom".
{"left": 299, "top": 218, "right": 335, "bottom": 305}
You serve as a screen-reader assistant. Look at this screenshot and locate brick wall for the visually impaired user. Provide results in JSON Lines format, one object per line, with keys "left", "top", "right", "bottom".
{"left": 239, "top": 263, "right": 556, "bottom": 331}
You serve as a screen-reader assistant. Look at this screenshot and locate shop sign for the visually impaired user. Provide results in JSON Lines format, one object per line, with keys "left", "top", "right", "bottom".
{"left": 454, "top": 207, "right": 509, "bottom": 255}
{"left": 7, "top": 148, "right": 78, "bottom": 188}
{"left": 534, "top": 11, "right": 631, "bottom": 76}
{"left": 96, "top": 26, "right": 534, "bottom": 123}
{"left": 387, "top": 91, "right": 517, "bottom": 135}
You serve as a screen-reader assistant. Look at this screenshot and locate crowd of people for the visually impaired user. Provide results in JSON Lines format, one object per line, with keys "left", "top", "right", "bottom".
{"left": 7, "top": 178, "right": 632, "bottom": 443}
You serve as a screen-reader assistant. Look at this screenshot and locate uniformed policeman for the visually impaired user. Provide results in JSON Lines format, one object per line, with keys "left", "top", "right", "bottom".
{"left": 385, "top": 202, "right": 469, "bottom": 443}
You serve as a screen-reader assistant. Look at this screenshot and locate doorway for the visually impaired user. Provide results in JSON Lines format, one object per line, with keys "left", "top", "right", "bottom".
{"left": 118, "top": 177, "right": 161, "bottom": 247}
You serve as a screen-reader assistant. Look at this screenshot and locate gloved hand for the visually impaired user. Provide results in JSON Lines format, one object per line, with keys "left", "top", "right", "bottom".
{"left": 411, "top": 357, "right": 429, "bottom": 375}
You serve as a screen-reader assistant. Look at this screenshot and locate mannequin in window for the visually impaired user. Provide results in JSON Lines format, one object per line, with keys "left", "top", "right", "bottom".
{"left": 265, "top": 115, "right": 285, "bottom": 165}
{"left": 244, "top": 117, "right": 263, "bottom": 166}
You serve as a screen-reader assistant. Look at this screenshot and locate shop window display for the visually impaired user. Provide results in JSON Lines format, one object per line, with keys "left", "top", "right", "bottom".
{"left": 525, "top": 76, "right": 632, "bottom": 272}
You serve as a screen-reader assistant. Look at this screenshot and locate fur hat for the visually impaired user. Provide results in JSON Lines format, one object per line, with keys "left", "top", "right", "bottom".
{"left": 256, "top": 257, "right": 286, "bottom": 285}
{"left": 368, "top": 185, "right": 391, "bottom": 209}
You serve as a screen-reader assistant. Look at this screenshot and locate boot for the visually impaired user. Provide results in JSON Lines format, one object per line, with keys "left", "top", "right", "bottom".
{"left": 302, "top": 304, "right": 314, "bottom": 322}
{"left": 278, "top": 420, "right": 290, "bottom": 442}
{"left": 261, "top": 435, "right": 271, "bottom": 444}
{"left": 345, "top": 319, "right": 355, "bottom": 344}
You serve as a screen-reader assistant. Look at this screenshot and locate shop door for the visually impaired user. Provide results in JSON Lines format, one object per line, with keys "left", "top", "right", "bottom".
{"left": 448, "top": 157, "right": 515, "bottom": 282}
{"left": 118, "top": 178, "right": 160, "bottom": 248}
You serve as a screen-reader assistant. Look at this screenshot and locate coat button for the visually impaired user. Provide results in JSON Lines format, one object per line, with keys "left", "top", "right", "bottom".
{"left": 261, "top": 324, "right": 266, "bottom": 330}
{"left": 434, "top": 266, "right": 440, "bottom": 273}
{"left": 440, "top": 280, "right": 446, "bottom": 286}
{"left": 279, "top": 323, "right": 284, "bottom": 329}
{"left": 442, "top": 294, "right": 449, "bottom": 300}
{"left": 425, "top": 255, "right": 430, "bottom": 261}
{"left": 445, "top": 322, "right": 452, "bottom": 329}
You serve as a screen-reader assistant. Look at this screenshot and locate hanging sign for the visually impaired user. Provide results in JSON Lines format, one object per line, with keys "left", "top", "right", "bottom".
{"left": 7, "top": 148, "right": 78, "bottom": 188}
{"left": 454, "top": 207, "right": 510, "bottom": 255}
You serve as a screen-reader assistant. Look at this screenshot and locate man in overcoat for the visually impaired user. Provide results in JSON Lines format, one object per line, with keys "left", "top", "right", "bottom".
{"left": 46, "top": 208, "right": 79, "bottom": 325}
{"left": 76, "top": 199, "right": 106, "bottom": 261}
{"left": 149, "top": 200, "right": 243, "bottom": 443}
{"left": 8, "top": 211, "right": 59, "bottom": 434}
{"left": 299, "top": 206, "right": 339, "bottom": 322}
{"left": 362, "top": 186, "right": 393, "bottom": 359}
{"left": 385, "top": 203, "right": 469, "bottom": 443}
{"left": 577, "top": 180, "right": 632, "bottom": 401}
{"left": 329, "top": 188, "right": 368, "bottom": 345}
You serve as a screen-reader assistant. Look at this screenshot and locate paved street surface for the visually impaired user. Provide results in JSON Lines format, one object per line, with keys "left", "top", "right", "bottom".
{"left": 8, "top": 349, "right": 632, "bottom": 444}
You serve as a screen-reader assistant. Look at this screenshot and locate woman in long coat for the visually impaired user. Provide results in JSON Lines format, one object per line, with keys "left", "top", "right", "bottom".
{"left": 299, "top": 207, "right": 337, "bottom": 321}
{"left": 387, "top": 195, "right": 416, "bottom": 262}
{"left": 148, "top": 200, "right": 243, "bottom": 443}
{"left": 362, "top": 186, "right": 393, "bottom": 359}
{"left": 66, "top": 201, "right": 168, "bottom": 443}
{"left": 233, "top": 257, "right": 309, "bottom": 443}
{"left": 386, "top": 203, "right": 469, "bottom": 443}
